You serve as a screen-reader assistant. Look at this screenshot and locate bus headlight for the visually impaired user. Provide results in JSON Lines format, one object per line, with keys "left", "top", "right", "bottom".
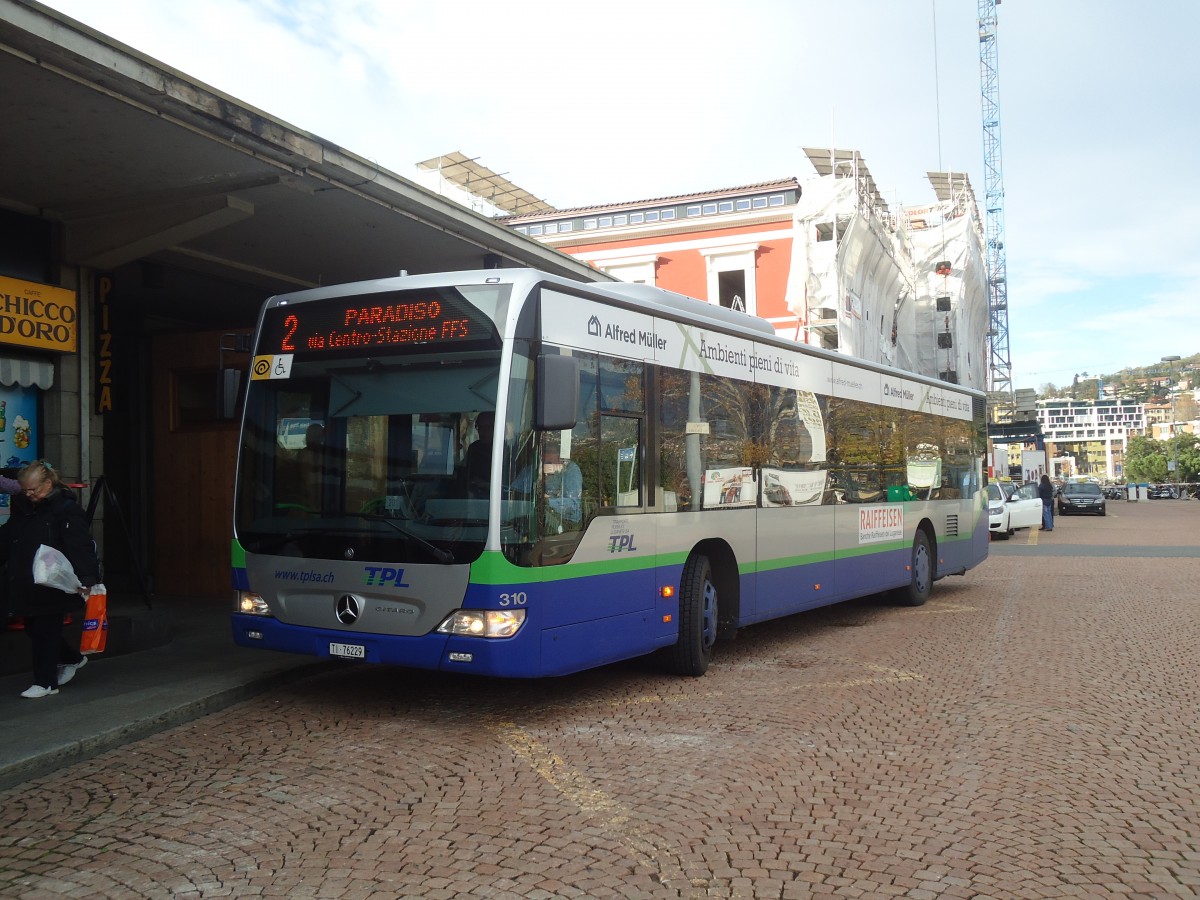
{"left": 236, "top": 592, "right": 272, "bottom": 616}
{"left": 436, "top": 609, "right": 526, "bottom": 638}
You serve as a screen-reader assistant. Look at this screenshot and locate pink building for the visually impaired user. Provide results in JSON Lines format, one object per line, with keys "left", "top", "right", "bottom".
{"left": 502, "top": 178, "right": 801, "bottom": 334}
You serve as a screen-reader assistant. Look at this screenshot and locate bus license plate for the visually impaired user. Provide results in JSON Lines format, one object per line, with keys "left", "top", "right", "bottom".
{"left": 329, "top": 642, "right": 365, "bottom": 659}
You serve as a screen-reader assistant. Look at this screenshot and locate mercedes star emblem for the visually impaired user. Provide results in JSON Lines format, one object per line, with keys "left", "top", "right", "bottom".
{"left": 335, "top": 594, "right": 361, "bottom": 625}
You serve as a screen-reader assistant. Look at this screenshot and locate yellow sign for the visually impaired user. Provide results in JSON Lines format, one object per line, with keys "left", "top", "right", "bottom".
{"left": 0, "top": 275, "right": 78, "bottom": 353}
{"left": 250, "top": 354, "right": 293, "bottom": 380}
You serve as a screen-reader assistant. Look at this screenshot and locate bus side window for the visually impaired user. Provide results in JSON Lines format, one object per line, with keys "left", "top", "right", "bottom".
{"left": 596, "top": 355, "right": 644, "bottom": 510}
{"left": 603, "top": 415, "right": 641, "bottom": 508}
{"left": 657, "top": 368, "right": 702, "bottom": 512}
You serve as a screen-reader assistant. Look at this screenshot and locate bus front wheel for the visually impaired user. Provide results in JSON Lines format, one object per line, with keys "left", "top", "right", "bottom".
{"left": 895, "top": 530, "right": 933, "bottom": 607}
{"left": 669, "top": 553, "right": 718, "bottom": 676}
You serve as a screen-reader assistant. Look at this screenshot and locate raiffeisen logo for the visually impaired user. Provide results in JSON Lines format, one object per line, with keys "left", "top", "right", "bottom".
{"left": 362, "top": 566, "right": 411, "bottom": 588}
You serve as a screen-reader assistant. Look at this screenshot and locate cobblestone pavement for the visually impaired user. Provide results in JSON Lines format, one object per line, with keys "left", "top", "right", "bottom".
{"left": 1, "top": 500, "right": 1197, "bottom": 899}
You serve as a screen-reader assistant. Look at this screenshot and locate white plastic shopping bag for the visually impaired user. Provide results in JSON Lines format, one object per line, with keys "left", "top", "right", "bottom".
{"left": 32, "top": 544, "right": 83, "bottom": 595}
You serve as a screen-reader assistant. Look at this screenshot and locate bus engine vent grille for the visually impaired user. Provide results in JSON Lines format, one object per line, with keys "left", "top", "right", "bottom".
{"left": 945, "top": 514, "right": 959, "bottom": 536}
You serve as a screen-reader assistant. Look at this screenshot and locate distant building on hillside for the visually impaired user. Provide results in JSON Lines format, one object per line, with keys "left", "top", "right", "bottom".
{"left": 1037, "top": 398, "right": 1146, "bottom": 480}
{"left": 1143, "top": 400, "right": 1173, "bottom": 428}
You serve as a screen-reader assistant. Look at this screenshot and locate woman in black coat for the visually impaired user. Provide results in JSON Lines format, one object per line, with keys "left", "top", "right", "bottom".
{"left": 1037, "top": 473, "right": 1055, "bottom": 532}
{"left": 0, "top": 460, "right": 100, "bottom": 698}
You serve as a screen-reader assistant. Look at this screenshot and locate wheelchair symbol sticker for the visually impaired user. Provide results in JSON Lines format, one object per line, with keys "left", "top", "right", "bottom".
{"left": 251, "top": 354, "right": 293, "bottom": 380}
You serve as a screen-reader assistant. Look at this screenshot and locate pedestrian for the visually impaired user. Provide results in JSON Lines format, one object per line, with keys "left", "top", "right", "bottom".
{"left": 0, "top": 460, "right": 101, "bottom": 698}
{"left": 1038, "top": 473, "right": 1055, "bottom": 532}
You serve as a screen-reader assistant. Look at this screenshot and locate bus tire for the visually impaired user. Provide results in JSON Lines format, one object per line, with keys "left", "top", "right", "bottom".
{"left": 896, "top": 530, "right": 933, "bottom": 607}
{"left": 669, "top": 553, "right": 718, "bottom": 676}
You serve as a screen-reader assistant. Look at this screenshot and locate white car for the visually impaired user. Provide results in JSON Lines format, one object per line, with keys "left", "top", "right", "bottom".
{"left": 988, "top": 482, "right": 1042, "bottom": 539}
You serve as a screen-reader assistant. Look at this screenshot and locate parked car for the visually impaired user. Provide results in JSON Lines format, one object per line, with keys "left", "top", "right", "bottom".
{"left": 1148, "top": 484, "right": 1177, "bottom": 499}
{"left": 1058, "top": 481, "right": 1106, "bottom": 516}
{"left": 1011, "top": 482, "right": 1045, "bottom": 527}
{"left": 988, "top": 481, "right": 1042, "bottom": 538}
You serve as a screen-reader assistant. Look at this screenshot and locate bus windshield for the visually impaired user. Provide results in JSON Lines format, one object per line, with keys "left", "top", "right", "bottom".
{"left": 234, "top": 283, "right": 509, "bottom": 564}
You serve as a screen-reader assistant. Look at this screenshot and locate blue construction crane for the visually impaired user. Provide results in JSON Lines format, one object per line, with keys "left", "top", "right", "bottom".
{"left": 979, "top": 0, "right": 1012, "bottom": 407}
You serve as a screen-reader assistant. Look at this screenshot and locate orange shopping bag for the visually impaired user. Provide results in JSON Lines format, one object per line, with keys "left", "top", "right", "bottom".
{"left": 80, "top": 584, "right": 108, "bottom": 654}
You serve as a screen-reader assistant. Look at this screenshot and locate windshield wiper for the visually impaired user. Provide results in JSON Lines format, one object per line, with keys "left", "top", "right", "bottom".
{"left": 351, "top": 513, "right": 455, "bottom": 564}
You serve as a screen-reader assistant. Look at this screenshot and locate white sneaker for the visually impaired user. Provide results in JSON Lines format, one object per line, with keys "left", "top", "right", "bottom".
{"left": 57, "top": 655, "right": 88, "bottom": 686}
{"left": 21, "top": 685, "right": 59, "bottom": 699}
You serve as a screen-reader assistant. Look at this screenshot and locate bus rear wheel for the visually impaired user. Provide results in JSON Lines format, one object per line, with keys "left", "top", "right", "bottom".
{"left": 895, "top": 530, "right": 933, "bottom": 607}
{"left": 669, "top": 553, "right": 718, "bottom": 676}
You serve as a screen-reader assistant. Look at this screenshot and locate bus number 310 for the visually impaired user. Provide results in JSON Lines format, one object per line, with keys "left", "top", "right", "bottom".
{"left": 498, "top": 591, "right": 528, "bottom": 607}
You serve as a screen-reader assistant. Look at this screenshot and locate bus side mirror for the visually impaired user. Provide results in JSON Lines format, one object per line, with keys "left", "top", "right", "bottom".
{"left": 218, "top": 332, "right": 252, "bottom": 419}
{"left": 220, "top": 368, "right": 242, "bottom": 419}
{"left": 536, "top": 355, "right": 579, "bottom": 430}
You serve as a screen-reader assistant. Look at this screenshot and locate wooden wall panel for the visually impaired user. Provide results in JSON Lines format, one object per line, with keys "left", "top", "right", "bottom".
{"left": 151, "top": 331, "right": 244, "bottom": 598}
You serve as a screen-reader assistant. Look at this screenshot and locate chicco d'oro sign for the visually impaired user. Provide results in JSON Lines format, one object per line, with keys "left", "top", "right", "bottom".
{"left": 0, "top": 275, "right": 77, "bottom": 353}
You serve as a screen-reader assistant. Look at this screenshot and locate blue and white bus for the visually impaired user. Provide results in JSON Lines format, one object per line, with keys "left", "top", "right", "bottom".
{"left": 231, "top": 269, "right": 988, "bottom": 677}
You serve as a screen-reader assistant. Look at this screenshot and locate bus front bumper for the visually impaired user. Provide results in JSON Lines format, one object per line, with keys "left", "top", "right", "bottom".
{"left": 230, "top": 613, "right": 543, "bottom": 676}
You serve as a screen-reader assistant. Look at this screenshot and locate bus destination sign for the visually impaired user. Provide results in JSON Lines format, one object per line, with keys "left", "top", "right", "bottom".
{"left": 259, "top": 291, "right": 484, "bottom": 358}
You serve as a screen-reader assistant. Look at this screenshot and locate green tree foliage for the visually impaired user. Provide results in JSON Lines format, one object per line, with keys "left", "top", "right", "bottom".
{"left": 1124, "top": 435, "right": 1166, "bottom": 482}
{"left": 1172, "top": 433, "right": 1200, "bottom": 483}
{"left": 1124, "top": 433, "right": 1200, "bottom": 483}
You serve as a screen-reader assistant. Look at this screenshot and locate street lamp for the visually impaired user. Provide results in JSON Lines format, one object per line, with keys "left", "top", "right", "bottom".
{"left": 1162, "top": 355, "right": 1181, "bottom": 494}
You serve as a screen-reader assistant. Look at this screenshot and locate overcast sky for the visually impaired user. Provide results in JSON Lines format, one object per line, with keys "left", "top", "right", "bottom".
{"left": 41, "top": 0, "right": 1200, "bottom": 393}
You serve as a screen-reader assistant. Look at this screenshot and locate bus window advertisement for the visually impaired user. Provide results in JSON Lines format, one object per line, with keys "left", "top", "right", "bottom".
{"left": 858, "top": 505, "right": 904, "bottom": 544}
{"left": 761, "top": 468, "right": 827, "bottom": 507}
{"left": 703, "top": 468, "right": 757, "bottom": 508}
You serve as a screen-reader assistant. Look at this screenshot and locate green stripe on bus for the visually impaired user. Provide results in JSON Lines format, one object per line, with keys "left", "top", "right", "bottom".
{"left": 470, "top": 539, "right": 968, "bottom": 582}
{"left": 469, "top": 550, "right": 690, "bottom": 584}
{"left": 231, "top": 540, "right": 246, "bottom": 568}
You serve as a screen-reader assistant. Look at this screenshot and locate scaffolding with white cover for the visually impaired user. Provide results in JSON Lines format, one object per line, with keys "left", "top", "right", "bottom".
{"left": 785, "top": 149, "right": 987, "bottom": 389}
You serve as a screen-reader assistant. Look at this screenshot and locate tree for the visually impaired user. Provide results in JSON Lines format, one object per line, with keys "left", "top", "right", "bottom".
{"left": 1123, "top": 435, "right": 1167, "bottom": 483}
{"left": 1167, "top": 433, "right": 1199, "bottom": 484}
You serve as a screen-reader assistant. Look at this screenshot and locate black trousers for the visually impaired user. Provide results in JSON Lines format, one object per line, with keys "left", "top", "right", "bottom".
{"left": 24, "top": 613, "right": 84, "bottom": 689}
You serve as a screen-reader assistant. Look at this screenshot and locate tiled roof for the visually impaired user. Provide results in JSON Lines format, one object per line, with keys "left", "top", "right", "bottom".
{"left": 497, "top": 177, "right": 800, "bottom": 222}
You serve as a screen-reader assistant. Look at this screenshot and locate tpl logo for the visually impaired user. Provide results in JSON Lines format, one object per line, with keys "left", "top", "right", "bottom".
{"left": 362, "top": 566, "right": 411, "bottom": 587}
{"left": 608, "top": 534, "right": 638, "bottom": 553}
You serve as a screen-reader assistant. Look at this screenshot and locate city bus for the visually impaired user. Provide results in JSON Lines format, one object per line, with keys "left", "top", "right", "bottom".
{"left": 231, "top": 269, "right": 988, "bottom": 677}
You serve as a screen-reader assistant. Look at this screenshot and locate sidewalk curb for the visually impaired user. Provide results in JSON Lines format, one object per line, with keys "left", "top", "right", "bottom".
{"left": 0, "top": 661, "right": 336, "bottom": 791}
